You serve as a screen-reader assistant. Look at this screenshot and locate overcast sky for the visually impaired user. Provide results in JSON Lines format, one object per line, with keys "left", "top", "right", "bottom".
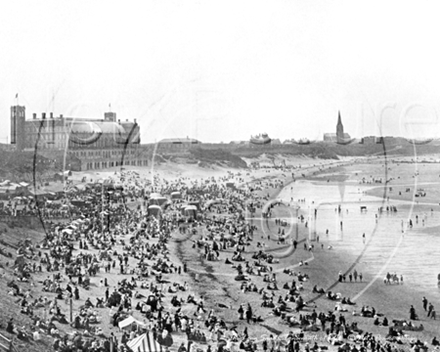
{"left": 1, "top": 1, "right": 440, "bottom": 143}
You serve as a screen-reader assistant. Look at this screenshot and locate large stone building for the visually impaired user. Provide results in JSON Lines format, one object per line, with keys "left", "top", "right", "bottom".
{"left": 10, "top": 105, "right": 149, "bottom": 171}
{"left": 323, "top": 111, "right": 351, "bottom": 143}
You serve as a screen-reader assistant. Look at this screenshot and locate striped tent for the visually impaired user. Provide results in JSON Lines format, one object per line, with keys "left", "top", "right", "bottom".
{"left": 127, "top": 333, "right": 166, "bottom": 352}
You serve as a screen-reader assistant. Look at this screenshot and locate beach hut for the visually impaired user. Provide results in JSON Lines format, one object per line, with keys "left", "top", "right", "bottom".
{"left": 149, "top": 195, "right": 168, "bottom": 206}
{"left": 148, "top": 205, "right": 162, "bottom": 218}
{"left": 170, "top": 191, "right": 181, "bottom": 200}
{"left": 183, "top": 205, "right": 197, "bottom": 218}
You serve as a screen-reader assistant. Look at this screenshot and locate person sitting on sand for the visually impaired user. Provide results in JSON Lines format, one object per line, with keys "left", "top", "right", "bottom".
{"left": 335, "top": 303, "right": 347, "bottom": 312}
{"left": 267, "top": 282, "right": 278, "bottom": 290}
{"left": 84, "top": 297, "right": 94, "bottom": 308}
{"left": 341, "top": 297, "right": 355, "bottom": 305}
{"left": 313, "top": 285, "right": 325, "bottom": 294}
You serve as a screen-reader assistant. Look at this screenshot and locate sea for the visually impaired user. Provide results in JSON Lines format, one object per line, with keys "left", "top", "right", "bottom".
{"left": 276, "top": 178, "right": 440, "bottom": 297}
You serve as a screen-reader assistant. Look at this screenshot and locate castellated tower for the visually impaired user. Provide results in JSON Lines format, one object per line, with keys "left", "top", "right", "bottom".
{"left": 11, "top": 105, "right": 26, "bottom": 151}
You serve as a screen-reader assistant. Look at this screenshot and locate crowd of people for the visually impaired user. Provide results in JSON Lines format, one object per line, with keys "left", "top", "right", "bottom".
{"left": 1, "top": 164, "right": 439, "bottom": 352}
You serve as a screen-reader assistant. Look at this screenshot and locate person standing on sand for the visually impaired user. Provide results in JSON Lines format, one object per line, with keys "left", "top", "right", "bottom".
{"left": 238, "top": 304, "right": 244, "bottom": 320}
{"left": 353, "top": 270, "right": 358, "bottom": 282}
{"left": 359, "top": 273, "right": 363, "bottom": 282}
{"left": 428, "top": 303, "right": 434, "bottom": 317}
{"left": 422, "top": 297, "right": 428, "bottom": 311}
{"left": 262, "top": 339, "right": 268, "bottom": 352}
{"left": 269, "top": 335, "right": 275, "bottom": 352}
{"left": 246, "top": 304, "right": 253, "bottom": 323}
{"left": 409, "top": 305, "right": 417, "bottom": 320}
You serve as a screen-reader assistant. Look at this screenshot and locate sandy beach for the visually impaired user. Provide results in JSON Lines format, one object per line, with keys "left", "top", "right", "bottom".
{"left": 1, "top": 154, "right": 439, "bottom": 352}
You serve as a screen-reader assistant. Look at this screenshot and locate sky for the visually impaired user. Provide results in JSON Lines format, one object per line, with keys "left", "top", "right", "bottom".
{"left": 1, "top": 0, "right": 440, "bottom": 144}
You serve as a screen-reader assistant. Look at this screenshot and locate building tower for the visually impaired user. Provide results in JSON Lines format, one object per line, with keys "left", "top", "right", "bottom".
{"left": 336, "top": 111, "right": 344, "bottom": 142}
{"left": 11, "top": 105, "right": 26, "bottom": 151}
{"left": 104, "top": 111, "right": 117, "bottom": 122}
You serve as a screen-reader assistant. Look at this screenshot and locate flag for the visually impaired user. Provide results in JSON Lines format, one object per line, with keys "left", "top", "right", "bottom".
{"left": 15, "top": 93, "right": 18, "bottom": 98}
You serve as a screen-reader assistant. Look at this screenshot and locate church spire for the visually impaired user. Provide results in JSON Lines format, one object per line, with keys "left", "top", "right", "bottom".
{"left": 336, "top": 111, "right": 344, "bottom": 142}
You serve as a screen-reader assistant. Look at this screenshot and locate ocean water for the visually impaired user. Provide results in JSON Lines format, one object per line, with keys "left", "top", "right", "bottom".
{"left": 276, "top": 180, "right": 440, "bottom": 296}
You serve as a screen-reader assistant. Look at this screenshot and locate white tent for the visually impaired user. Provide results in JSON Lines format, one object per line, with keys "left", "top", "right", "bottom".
{"left": 127, "top": 333, "right": 165, "bottom": 352}
{"left": 118, "top": 316, "right": 147, "bottom": 330}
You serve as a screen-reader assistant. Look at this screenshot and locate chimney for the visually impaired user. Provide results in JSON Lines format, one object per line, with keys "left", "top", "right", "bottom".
{"left": 42, "top": 113, "right": 46, "bottom": 119}
{"left": 118, "top": 119, "right": 120, "bottom": 124}
{"left": 134, "top": 119, "right": 137, "bottom": 124}
{"left": 60, "top": 114, "right": 63, "bottom": 118}
{"left": 33, "top": 113, "right": 36, "bottom": 119}
{"left": 50, "top": 112, "right": 53, "bottom": 118}
{"left": 126, "top": 119, "right": 128, "bottom": 122}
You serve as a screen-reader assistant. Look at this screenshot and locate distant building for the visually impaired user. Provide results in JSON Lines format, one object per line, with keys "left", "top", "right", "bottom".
{"left": 10, "top": 105, "right": 149, "bottom": 171}
{"left": 360, "top": 136, "right": 377, "bottom": 144}
{"left": 156, "top": 137, "right": 201, "bottom": 154}
{"left": 323, "top": 111, "right": 351, "bottom": 143}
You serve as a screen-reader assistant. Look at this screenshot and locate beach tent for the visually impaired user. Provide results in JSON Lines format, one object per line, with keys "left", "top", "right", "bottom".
{"left": 118, "top": 316, "right": 147, "bottom": 330}
{"left": 127, "top": 333, "right": 167, "bottom": 352}
{"left": 148, "top": 205, "right": 162, "bottom": 217}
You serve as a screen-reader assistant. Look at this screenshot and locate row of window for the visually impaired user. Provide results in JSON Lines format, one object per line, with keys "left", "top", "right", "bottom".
{"left": 84, "top": 159, "right": 148, "bottom": 170}
{"left": 71, "top": 149, "right": 138, "bottom": 158}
